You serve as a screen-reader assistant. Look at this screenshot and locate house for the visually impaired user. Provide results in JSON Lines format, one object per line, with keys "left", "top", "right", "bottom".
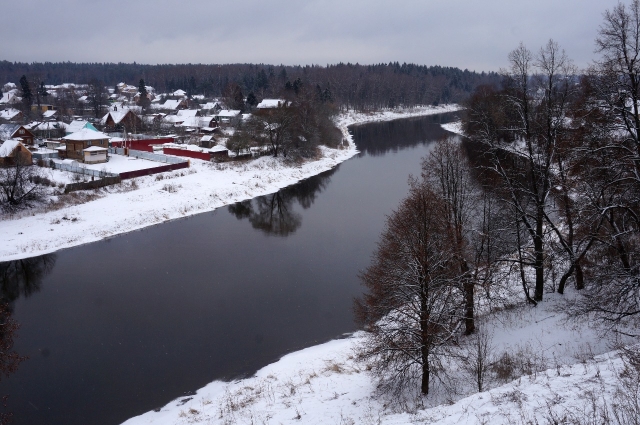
{"left": 82, "top": 146, "right": 108, "bottom": 164}
{"left": 42, "top": 110, "right": 59, "bottom": 120}
{"left": 200, "top": 135, "right": 216, "bottom": 148}
{"left": 32, "top": 121, "right": 66, "bottom": 139}
{"left": 61, "top": 128, "right": 110, "bottom": 163}
{"left": 31, "top": 104, "right": 56, "bottom": 113}
{"left": 160, "top": 99, "right": 189, "bottom": 110}
{"left": 0, "top": 108, "right": 24, "bottom": 122}
{"left": 101, "top": 109, "right": 143, "bottom": 132}
{"left": 256, "top": 99, "right": 290, "bottom": 109}
{"left": 208, "top": 144, "right": 228, "bottom": 159}
{"left": 200, "top": 101, "right": 223, "bottom": 113}
{"left": 65, "top": 119, "right": 98, "bottom": 135}
{"left": 0, "top": 139, "right": 32, "bottom": 166}
{"left": 176, "top": 109, "right": 200, "bottom": 118}
{"left": 215, "top": 110, "right": 241, "bottom": 126}
{"left": 0, "top": 91, "right": 21, "bottom": 105}
{"left": 0, "top": 124, "right": 35, "bottom": 145}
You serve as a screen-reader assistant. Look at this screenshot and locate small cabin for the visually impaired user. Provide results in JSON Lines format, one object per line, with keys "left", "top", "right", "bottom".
{"left": 0, "top": 139, "right": 32, "bottom": 166}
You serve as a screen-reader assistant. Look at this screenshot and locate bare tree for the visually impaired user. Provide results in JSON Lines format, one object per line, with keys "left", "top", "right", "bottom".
{"left": 356, "top": 178, "right": 462, "bottom": 396}
{"left": 87, "top": 79, "right": 108, "bottom": 119}
{"left": 566, "top": 0, "right": 640, "bottom": 330}
{"left": 422, "top": 137, "right": 477, "bottom": 334}
{"left": 464, "top": 40, "right": 577, "bottom": 303}
{"left": 0, "top": 153, "right": 47, "bottom": 213}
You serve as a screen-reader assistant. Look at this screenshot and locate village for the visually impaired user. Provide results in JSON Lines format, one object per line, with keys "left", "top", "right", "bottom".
{"left": 0, "top": 80, "right": 305, "bottom": 186}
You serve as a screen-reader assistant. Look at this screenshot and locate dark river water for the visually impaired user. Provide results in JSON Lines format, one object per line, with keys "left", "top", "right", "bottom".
{"left": 0, "top": 112, "right": 459, "bottom": 425}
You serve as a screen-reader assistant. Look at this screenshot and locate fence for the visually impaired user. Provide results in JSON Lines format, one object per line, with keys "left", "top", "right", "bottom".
{"left": 44, "top": 159, "right": 119, "bottom": 178}
{"left": 162, "top": 147, "right": 212, "bottom": 161}
{"left": 128, "top": 149, "right": 187, "bottom": 164}
{"left": 119, "top": 161, "right": 190, "bottom": 179}
{"left": 64, "top": 176, "right": 122, "bottom": 193}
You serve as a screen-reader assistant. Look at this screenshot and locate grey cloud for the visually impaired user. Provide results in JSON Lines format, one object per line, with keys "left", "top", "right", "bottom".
{"left": 0, "top": 0, "right": 622, "bottom": 71}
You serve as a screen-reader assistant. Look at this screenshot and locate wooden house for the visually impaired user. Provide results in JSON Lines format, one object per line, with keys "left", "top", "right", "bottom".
{"left": 62, "top": 128, "right": 110, "bottom": 163}
{"left": 0, "top": 124, "right": 35, "bottom": 145}
{"left": 0, "top": 139, "right": 32, "bottom": 166}
{"left": 101, "top": 110, "right": 143, "bottom": 132}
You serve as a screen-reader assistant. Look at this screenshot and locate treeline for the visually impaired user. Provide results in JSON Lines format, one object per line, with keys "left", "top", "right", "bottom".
{"left": 0, "top": 61, "right": 499, "bottom": 110}
{"left": 356, "top": 0, "right": 640, "bottom": 403}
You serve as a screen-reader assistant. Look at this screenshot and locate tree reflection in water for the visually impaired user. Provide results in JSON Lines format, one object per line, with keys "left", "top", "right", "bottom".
{"left": 228, "top": 167, "right": 337, "bottom": 236}
{"left": 0, "top": 254, "right": 56, "bottom": 424}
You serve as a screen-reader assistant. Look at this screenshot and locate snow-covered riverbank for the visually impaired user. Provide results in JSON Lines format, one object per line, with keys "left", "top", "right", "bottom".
{"left": 122, "top": 292, "right": 634, "bottom": 425}
{"left": 0, "top": 104, "right": 462, "bottom": 262}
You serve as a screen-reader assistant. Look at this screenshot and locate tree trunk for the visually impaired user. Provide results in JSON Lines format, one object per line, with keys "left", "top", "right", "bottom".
{"left": 575, "top": 262, "right": 584, "bottom": 290}
{"left": 420, "top": 293, "right": 430, "bottom": 395}
{"left": 421, "top": 351, "right": 430, "bottom": 395}
{"left": 534, "top": 210, "right": 545, "bottom": 302}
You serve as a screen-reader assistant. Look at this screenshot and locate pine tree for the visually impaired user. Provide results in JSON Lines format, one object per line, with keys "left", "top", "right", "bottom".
{"left": 19, "top": 75, "right": 32, "bottom": 114}
{"left": 137, "top": 78, "right": 150, "bottom": 109}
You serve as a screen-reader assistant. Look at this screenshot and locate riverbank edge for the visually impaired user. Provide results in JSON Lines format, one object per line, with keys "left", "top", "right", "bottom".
{"left": 0, "top": 104, "right": 462, "bottom": 262}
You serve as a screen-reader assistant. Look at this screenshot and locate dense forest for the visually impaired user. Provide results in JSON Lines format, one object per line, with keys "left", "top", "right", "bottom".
{"left": 0, "top": 61, "right": 499, "bottom": 111}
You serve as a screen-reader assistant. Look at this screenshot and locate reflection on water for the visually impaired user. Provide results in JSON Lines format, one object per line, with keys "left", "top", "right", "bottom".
{"left": 351, "top": 112, "right": 459, "bottom": 156}
{"left": 0, "top": 254, "right": 56, "bottom": 420}
{"left": 228, "top": 167, "right": 336, "bottom": 236}
{"left": 0, "top": 255, "right": 55, "bottom": 304}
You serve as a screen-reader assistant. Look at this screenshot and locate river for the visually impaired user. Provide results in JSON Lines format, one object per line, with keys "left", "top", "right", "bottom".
{"left": 0, "top": 112, "right": 459, "bottom": 424}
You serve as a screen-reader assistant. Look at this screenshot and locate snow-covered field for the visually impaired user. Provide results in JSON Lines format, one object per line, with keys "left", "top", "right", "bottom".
{"left": 122, "top": 292, "right": 636, "bottom": 425}
{"left": 77, "top": 154, "right": 167, "bottom": 173}
{"left": 0, "top": 105, "right": 462, "bottom": 262}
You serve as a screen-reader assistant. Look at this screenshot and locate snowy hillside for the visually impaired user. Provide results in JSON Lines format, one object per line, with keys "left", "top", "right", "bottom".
{"left": 122, "top": 291, "right": 638, "bottom": 425}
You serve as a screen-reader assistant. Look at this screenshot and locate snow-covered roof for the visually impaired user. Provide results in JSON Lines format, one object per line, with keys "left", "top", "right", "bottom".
{"left": 162, "top": 99, "right": 183, "bottom": 110}
{"left": 42, "top": 110, "right": 58, "bottom": 119}
{"left": 83, "top": 146, "right": 108, "bottom": 152}
{"left": 179, "top": 117, "right": 202, "bottom": 128}
{"left": 0, "top": 108, "right": 21, "bottom": 120}
{"left": 172, "top": 89, "right": 187, "bottom": 97}
{"left": 35, "top": 121, "right": 65, "bottom": 131}
{"left": 66, "top": 120, "right": 97, "bottom": 134}
{"left": 209, "top": 145, "right": 228, "bottom": 152}
{"left": 176, "top": 109, "right": 199, "bottom": 117}
{"left": 216, "top": 109, "right": 241, "bottom": 118}
{"left": 63, "top": 128, "right": 109, "bottom": 141}
{"left": 0, "top": 92, "right": 20, "bottom": 104}
{"left": 201, "top": 102, "right": 221, "bottom": 110}
{"left": 0, "top": 139, "right": 22, "bottom": 157}
{"left": 256, "top": 99, "right": 290, "bottom": 109}
{"left": 0, "top": 124, "right": 22, "bottom": 141}
{"left": 201, "top": 135, "right": 214, "bottom": 142}
{"left": 101, "top": 110, "right": 139, "bottom": 125}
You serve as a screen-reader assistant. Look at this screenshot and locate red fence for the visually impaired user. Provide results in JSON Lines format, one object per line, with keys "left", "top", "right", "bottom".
{"left": 111, "top": 138, "right": 175, "bottom": 152}
{"left": 162, "top": 147, "right": 212, "bottom": 161}
{"left": 119, "top": 161, "right": 189, "bottom": 179}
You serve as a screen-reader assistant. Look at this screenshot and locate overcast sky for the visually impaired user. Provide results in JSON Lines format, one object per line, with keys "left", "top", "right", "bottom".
{"left": 2, "top": 0, "right": 621, "bottom": 72}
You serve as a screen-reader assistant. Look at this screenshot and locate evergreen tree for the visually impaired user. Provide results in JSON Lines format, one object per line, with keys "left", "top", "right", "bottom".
{"left": 19, "top": 75, "right": 32, "bottom": 114}
{"left": 246, "top": 92, "right": 257, "bottom": 109}
{"left": 137, "top": 78, "right": 150, "bottom": 109}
